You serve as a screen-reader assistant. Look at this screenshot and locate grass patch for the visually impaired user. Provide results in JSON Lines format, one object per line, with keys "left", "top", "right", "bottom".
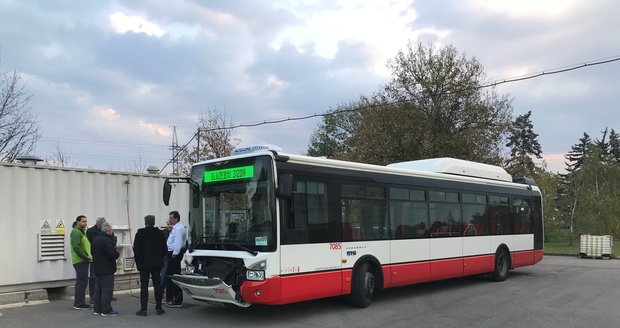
{"left": 544, "top": 239, "right": 620, "bottom": 257}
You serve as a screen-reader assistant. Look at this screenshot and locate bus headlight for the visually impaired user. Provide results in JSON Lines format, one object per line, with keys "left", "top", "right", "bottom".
{"left": 246, "top": 260, "right": 267, "bottom": 281}
{"left": 246, "top": 270, "right": 265, "bottom": 281}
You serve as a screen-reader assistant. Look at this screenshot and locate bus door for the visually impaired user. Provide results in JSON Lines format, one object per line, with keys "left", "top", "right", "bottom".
{"left": 279, "top": 177, "right": 342, "bottom": 303}
{"left": 340, "top": 182, "right": 391, "bottom": 293}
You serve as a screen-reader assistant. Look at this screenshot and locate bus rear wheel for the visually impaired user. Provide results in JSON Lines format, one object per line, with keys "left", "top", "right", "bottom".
{"left": 488, "top": 248, "right": 510, "bottom": 281}
{"left": 350, "top": 262, "right": 375, "bottom": 308}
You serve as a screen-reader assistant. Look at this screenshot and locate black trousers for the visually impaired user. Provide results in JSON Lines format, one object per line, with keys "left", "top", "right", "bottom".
{"left": 139, "top": 267, "right": 163, "bottom": 311}
{"left": 165, "top": 251, "right": 184, "bottom": 303}
{"left": 94, "top": 274, "right": 114, "bottom": 314}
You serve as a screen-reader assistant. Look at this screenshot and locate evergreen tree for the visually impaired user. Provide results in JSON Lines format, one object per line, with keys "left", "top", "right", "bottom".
{"left": 594, "top": 127, "right": 610, "bottom": 159}
{"left": 557, "top": 132, "right": 592, "bottom": 245}
{"left": 608, "top": 129, "right": 620, "bottom": 162}
{"left": 505, "top": 110, "right": 542, "bottom": 177}
{"left": 564, "top": 132, "right": 591, "bottom": 173}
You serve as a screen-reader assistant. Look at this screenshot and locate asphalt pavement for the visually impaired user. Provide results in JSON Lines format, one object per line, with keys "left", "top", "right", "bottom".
{"left": 1, "top": 255, "right": 619, "bottom": 328}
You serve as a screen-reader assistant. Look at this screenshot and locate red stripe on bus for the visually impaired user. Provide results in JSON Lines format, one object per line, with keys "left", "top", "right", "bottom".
{"left": 464, "top": 254, "right": 494, "bottom": 276}
{"left": 511, "top": 250, "right": 535, "bottom": 268}
{"left": 243, "top": 271, "right": 345, "bottom": 305}
{"left": 534, "top": 249, "right": 544, "bottom": 264}
{"left": 241, "top": 277, "right": 283, "bottom": 304}
{"left": 385, "top": 262, "right": 430, "bottom": 288}
{"left": 430, "top": 258, "right": 464, "bottom": 281}
{"left": 241, "top": 250, "right": 542, "bottom": 305}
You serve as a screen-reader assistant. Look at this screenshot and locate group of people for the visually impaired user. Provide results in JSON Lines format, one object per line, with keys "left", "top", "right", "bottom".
{"left": 70, "top": 211, "right": 187, "bottom": 317}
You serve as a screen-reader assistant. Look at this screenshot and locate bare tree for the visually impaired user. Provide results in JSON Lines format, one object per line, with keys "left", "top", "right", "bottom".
{"left": 0, "top": 68, "right": 41, "bottom": 161}
{"left": 177, "top": 109, "right": 239, "bottom": 175}
{"left": 44, "top": 143, "right": 75, "bottom": 167}
{"left": 125, "top": 150, "right": 148, "bottom": 173}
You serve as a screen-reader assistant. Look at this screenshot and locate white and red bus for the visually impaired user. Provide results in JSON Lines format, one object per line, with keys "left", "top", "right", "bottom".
{"left": 163, "top": 144, "right": 543, "bottom": 307}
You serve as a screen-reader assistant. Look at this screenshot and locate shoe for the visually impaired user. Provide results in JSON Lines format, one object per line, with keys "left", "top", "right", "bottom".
{"left": 156, "top": 308, "right": 165, "bottom": 315}
{"left": 165, "top": 302, "right": 183, "bottom": 308}
{"left": 73, "top": 304, "right": 91, "bottom": 310}
{"left": 135, "top": 310, "right": 147, "bottom": 316}
{"left": 93, "top": 312, "right": 101, "bottom": 316}
{"left": 101, "top": 309, "right": 119, "bottom": 316}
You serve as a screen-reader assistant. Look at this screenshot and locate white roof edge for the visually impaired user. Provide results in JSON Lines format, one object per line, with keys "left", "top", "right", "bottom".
{"left": 279, "top": 153, "right": 523, "bottom": 188}
{"left": 387, "top": 158, "right": 512, "bottom": 182}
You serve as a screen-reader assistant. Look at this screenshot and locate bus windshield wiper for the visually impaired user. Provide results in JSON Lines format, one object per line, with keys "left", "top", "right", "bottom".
{"left": 190, "top": 235, "right": 227, "bottom": 252}
{"left": 190, "top": 236, "right": 258, "bottom": 256}
{"left": 219, "top": 241, "right": 258, "bottom": 256}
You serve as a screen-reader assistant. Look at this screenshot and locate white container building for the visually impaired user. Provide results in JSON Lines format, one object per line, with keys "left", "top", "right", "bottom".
{"left": 0, "top": 162, "right": 189, "bottom": 294}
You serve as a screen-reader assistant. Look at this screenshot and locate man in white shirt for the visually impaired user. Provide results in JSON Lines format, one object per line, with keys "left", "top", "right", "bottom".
{"left": 164, "top": 211, "right": 186, "bottom": 307}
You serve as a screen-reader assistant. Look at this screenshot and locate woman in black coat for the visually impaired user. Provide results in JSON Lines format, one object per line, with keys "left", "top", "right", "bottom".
{"left": 91, "top": 222, "right": 120, "bottom": 316}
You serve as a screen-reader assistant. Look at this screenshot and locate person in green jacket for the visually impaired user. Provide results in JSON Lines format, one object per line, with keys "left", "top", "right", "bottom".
{"left": 71, "top": 215, "right": 92, "bottom": 310}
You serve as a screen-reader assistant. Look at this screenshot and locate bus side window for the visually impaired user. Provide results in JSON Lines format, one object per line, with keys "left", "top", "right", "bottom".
{"left": 281, "top": 179, "right": 332, "bottom": 244}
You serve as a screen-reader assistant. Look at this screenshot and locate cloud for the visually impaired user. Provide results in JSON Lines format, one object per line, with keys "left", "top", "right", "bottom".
{"left": 97, "top": 107, "right": 121, "bottom": 121}
{"left": 109, "top": 12, "right": 166, "bottom": 37}
{"left": 138, "top": 120, "right": 172, "bottom": 137}
{"left": 2, "top": 0, "right": 619, "bottom": 172}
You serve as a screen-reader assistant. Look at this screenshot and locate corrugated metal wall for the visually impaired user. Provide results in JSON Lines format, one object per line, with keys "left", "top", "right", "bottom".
{"left": 0, "top": 163, "right": 189, "bottom": 292}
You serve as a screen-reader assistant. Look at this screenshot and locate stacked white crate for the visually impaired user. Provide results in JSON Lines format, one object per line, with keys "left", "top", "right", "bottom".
{"left": 580, "top": 234, "right": 613, "bottom": 259}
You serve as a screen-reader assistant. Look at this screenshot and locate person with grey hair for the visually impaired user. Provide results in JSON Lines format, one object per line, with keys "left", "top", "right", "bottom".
{"left": 91, "top": 221, "right": 120, "bottom": 316}
{"left": 86, "top": 217, "right": 107, "bottom": 303}
{"left": 133, "top": 215, "right": 167, "bottom": 316}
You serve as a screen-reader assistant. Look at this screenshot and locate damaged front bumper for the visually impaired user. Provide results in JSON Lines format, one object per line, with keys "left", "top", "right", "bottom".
{"left": 170, "top": 274, "right": 250, "bottom": 307}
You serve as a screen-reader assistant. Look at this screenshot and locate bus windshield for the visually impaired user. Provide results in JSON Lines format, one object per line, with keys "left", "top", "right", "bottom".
{"left": 188, "top": 155, "right": 276, "bottom": 253}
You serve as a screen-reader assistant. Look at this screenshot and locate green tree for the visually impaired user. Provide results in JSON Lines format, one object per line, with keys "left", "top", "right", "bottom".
{"left": 575, "top": 147, "right": 620, "bottom": 236}
{"left": 307, "top": 100, "right": 362, "bottom": 159}
{"left": 533, "top": 164, "right": 558, "bottom": 242}
{"left": 505, "top": 110, "right": 542, "bottom": 177}
{"left": 308, "top": 41, "right": 513, "bottom": 165}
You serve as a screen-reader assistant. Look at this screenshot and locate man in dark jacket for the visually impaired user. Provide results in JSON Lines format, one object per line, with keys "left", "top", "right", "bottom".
{"left": 133, "top": 215, "right": 167, "bottom": 316}
{"left": 86, "top": 217, "right": 106, "bottom": 302}
{"left": 91, "top": 222, "right": 120, "bottom": 316}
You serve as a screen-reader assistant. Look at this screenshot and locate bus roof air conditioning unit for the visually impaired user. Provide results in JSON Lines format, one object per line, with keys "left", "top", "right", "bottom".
{"left": 387, "top": 158, "right": 512, "bottom": 182}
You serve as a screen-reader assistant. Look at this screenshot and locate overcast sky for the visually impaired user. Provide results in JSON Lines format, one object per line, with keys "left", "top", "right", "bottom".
{"left": 1, "top": 0, "right": 618, "bottom": 174}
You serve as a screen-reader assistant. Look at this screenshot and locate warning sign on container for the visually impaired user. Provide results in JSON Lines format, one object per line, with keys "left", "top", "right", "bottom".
{"left": 41, "top": 220, "right": 52, "bottom": 235}
{"left": 55, "top": 220, "right": 65, "bottom": 234}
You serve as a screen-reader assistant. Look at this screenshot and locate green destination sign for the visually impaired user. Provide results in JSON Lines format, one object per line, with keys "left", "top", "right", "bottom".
{"left": 204, "top": 165, "right": 254, "bottom": 183}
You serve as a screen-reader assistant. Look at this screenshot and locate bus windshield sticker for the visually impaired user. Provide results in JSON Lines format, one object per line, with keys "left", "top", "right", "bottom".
{"left": 255, "top": 236, "right": 268, "bottom": 246}
{"left": 204, "top": 165, "right": 254, "bottom": 183}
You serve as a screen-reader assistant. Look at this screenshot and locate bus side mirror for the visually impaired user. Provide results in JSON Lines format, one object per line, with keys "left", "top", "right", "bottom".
{"left": 277, "top": 174, "right": 293, "bottom": 199}
{"left": 163, "top": 179, "right": 172, "bottom": 206}
{"left": 192, "top": 185, "right": 200, "bottom": 208}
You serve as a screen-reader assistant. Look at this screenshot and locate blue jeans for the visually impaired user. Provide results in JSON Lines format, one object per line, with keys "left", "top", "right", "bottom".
{"left": 160, "top": 255, "right": 169, "bottom": 293}
{"left": 73, "top": 262, "right": 89, "bottom": 307}
{"left": 94, "top": 274, "right": 115, "bottom": 314}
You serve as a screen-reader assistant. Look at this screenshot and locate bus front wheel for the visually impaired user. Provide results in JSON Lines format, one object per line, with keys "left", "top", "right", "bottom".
{"left": 350, "top": 262, "right": 375, "bottom": 308}
{"left": 488, "top": 248, "right": 510, "bottom": 281}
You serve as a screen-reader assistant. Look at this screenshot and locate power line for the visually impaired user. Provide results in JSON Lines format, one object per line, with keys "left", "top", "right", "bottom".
{"left": 155, "top": 55, "right": 620, "bottom": 174}
{"left": 482, "top": 56, "right": 620, "bottom": 88}
{"left": 200, "top": 55, "right": 620, "bottom": 133}
{"left": 39, "top": 137, "right": 168, "bottom": 149}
